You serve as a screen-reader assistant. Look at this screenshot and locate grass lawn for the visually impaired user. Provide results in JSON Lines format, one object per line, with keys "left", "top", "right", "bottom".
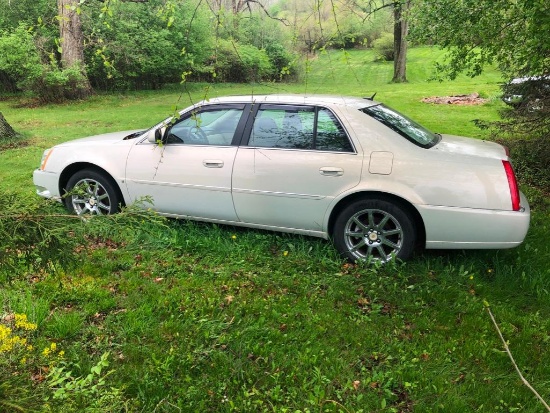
{"left": 1, "top": 47, "right": 549, "bottom": 412}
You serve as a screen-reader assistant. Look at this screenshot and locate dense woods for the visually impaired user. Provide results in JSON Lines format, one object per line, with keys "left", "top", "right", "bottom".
{"left": 0, "top": 0, "right": 395, "bottom": 97}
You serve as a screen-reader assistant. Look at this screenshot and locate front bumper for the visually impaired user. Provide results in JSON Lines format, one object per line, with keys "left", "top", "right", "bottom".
{"left": 33, "top": 169, "right": 62, "bottom": 201}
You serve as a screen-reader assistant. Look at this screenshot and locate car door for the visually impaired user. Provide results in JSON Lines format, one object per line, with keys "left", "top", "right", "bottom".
{"left": 232, "top": 104, "right": 363, "bottom": 232}
{"left": 125, "top": 104, "right": 247, "bottom": 221}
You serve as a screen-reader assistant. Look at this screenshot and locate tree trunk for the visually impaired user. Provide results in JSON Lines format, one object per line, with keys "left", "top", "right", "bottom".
{"left": 58, "top": 0, "right": 92, "bottom": 97}
{"left": 392, "top": 0, "right": 409, "bottom": 83}
{"left": 0, "top": 112, "right": 17, "bottom": 140}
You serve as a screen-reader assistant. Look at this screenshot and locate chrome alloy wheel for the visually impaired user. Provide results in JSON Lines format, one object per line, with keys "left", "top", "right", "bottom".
{"left": 343, "top": 208, "right": 403, "bottom": 262}
{"left": 70, "top": 178, "right": 112, "bottom": 215}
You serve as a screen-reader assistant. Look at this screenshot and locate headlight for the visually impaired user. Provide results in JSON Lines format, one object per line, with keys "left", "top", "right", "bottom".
{"left": 39, "top": 149, "right": 53, "bottom": 170}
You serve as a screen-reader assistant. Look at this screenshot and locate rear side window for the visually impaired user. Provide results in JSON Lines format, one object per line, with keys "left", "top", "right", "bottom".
{"left": 316, "top": 108, "right": 353, "bottom": 152}
{"left": 248, "top": 105, "right": 354, "bottom": 152}
{"left": 361, "top": 104, "right": 440, "bottom": 148}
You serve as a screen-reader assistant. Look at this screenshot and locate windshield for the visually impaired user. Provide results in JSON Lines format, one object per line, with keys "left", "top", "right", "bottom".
{"left": 361, "top": 104, "right": 440, "bottom": 148}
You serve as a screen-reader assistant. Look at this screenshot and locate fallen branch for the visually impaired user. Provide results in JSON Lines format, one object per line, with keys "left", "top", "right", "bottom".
{"left": 484, "top": 301, "right": 550, "bottom": 411}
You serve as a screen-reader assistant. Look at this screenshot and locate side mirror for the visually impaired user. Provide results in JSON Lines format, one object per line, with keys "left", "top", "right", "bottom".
{"left": 147, "top": 127, "right": 167, "bottom": 144}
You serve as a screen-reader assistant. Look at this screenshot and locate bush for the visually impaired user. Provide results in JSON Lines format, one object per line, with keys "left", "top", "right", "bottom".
{"left": 234, "top": 15, "right": 298, "bottom": 80}
{"left": 0, "top": 25, "right": 42, "bottom": 90}
{"left": 496, "top": 136, "right": 550, "bottom": 194}
{"left": 31, "top": 64, "right": 90, "bottom": 103}
{"left": 211, "top": 39, "right": 275, "bottom": 82}
{"left": 373, "top": 32, "right": 394, "bottom": 61}
{"left": 0, "top": 26, "right": 89, "bottom": 102}
{"left": 486, "top": 78, "right": 550, "bottom": 194}
{"left": 84, "top": 0, "right": 212, "bottom": 90}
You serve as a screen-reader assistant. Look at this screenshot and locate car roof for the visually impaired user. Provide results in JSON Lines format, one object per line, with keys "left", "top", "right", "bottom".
{"left": 201, "top": 94, "right": 380, "bottom": 109}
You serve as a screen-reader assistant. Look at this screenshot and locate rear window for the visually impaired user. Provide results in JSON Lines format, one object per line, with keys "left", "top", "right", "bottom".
{"left": 361, "top": 104, "right": 440, "bottom": 148}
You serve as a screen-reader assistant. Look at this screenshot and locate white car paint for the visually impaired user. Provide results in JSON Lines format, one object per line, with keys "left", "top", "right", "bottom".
{"left": 33, "top": 94, "right": 530, "bottom": 261}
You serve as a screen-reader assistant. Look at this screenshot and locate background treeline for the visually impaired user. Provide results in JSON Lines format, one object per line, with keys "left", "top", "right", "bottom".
{"left": 0, "top": 0, "right": 393, "bottom": 97}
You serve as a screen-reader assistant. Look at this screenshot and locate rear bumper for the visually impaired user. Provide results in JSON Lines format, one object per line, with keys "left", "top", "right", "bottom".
{"left": 419, "top": 192, "right": 530, "bottom": 249}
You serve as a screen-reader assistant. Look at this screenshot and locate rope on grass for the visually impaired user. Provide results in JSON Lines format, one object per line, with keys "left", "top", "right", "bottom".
{"left": 484, "top": 301, "right": 550, "bottom": 411}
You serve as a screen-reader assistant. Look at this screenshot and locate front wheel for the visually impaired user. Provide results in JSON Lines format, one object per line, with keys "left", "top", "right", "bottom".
{"left": 333, "top": 199, "right": 416, "bottom": 263}
{"left": 64, "top": 169, "right": 121, "bottom": 215}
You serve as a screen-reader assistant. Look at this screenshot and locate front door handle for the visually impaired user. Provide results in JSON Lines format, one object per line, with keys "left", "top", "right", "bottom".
{"left": 319, "top": 167, "right": 344, "bottom": 176}
{"left": 203, "top": 160, "right": 224, "bottom": 168}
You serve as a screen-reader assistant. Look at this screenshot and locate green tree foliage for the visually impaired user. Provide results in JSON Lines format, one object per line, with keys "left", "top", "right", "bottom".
{"left": 0, "top": 25, "right": 88, "bottom": 102}
{"left": 208, "top": 4, "right": 297, "bottom": 81}
{"left": 410, "top": 0, "right": 549, "bottom": 80}
{"left": 372, "top": 32, "right": 394, "bottom": 61}
{"left": 234, "top": 14, "right": 297, "bottom": 79}
{"left": 0, "top": 0, "right": 57, "bottom": 93}
{"left": 0, "top": 26, "right": 43, "bottom": 89}
{"left": 272, "top": 0, "right": 392, "bottom": 52}
{"left": 0, "top": 0, "right": 55, "bottom": 32}
{"left": 0, "top": 0, "right": 295, "bottom": 96}
{"left": 210, "top": 39, "right": 275, "bottom": 82}
{"left": 84, "top": 0, "right": 213, "bottom": 90}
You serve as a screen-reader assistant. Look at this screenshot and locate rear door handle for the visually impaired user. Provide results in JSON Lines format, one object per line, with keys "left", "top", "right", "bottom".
{"left": 319, "top": 167, "right": 344, "bottom": 176}
{"left": 203, "top": 160, "right": 224, "bottom": 168}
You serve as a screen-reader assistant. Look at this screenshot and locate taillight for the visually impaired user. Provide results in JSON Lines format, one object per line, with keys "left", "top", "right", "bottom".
{"left": 502, "top": 160, "right": 520, "bottom": 211}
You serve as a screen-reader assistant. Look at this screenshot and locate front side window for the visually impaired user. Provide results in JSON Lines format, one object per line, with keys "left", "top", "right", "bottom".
{"left": 249, "top": 105, "right": 353, "bottom": 152}
{"left": 361, "top": 104, "right": 440, "bottom": 148}
{"left": 165, "top": 106, "right": 244, "bottom": 145}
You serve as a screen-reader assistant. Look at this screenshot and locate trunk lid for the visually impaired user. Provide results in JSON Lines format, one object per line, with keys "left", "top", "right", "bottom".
{"left": 433, "top": 134, "right": 507, "bottom": 160}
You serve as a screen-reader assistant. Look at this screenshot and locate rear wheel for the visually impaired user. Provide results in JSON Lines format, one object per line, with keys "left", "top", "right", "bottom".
{"left": 64, "top": 169, "right": 120, "bottom": 215}
{"left": 333, "top": 199, "right": 416, "bottom": 262}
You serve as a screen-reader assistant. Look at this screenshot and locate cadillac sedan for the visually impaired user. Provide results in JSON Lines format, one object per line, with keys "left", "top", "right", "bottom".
{"left": 33, "top": 95, "right": 530, "bottom": 262}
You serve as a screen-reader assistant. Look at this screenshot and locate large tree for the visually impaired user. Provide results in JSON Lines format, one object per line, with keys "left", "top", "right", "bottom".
{"left": 58, "top": 0, "right": 92, "bottom": 98}
{"left": 391, "top": 0, "right": 409, "bottom": 82}
{"left": 350, "top": 0, "right": 411, "bottom": 82}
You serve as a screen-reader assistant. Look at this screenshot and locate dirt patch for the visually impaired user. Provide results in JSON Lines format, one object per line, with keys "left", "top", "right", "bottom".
{"left": 421, "top": 93, "right": 488, "bottom": 105}
{"left": 0, "top": 137, "right": 29, "bottom": 151}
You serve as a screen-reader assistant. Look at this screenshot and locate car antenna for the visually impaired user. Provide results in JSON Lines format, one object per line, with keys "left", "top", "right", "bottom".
{"left": 364, "top": 92, "right": 377, "bottom": 101}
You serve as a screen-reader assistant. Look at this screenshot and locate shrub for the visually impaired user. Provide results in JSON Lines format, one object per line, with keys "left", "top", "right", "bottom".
{"left": 211, "top": 39, "right": 275, "bottom": 82}
{"left": 0, "top": 25, "right": 90, "bottom": 102}
{"left": 264, "top": 42, "right": 298, "bottom": 80}
{"left": 496, "top": 135, "right": 550, "bottom": 194}
{"left": 0, "top": 25, "right": 42, "bottom": 90}
{"left": 30, "top": 64, "right": 90, "bottom": 103}
{"left": 84, "top": 0, "right": 212, "bottom": 90}
{"left": 373, "top": 32, "right": 394, "bottom": 61}
{"left": 234, "top": 15, "right": 298, "bottom": 80}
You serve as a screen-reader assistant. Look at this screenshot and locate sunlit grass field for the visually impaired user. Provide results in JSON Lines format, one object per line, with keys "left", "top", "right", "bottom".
{"left": 1, "top": 47, "right": 549, "bottom": 412}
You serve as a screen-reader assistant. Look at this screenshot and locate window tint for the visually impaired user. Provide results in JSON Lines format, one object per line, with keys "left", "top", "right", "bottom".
{"left": 166, "top": 107, "right": 243, "bottom": 145}
{"left": 361, "top": 104, "right": 440, "bottom": 148}
{"left": 249, "top": 105, "right": 353, "bottom": 152}
{"left": 250, "top": 107, "right": 314, "bottom": 149}
{"left": 316, "top": 109, "right": 353, "bottom": 152}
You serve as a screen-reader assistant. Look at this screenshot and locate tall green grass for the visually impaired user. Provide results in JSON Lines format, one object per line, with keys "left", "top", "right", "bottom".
{"left": 1, "top": 47, "right": 549, "bottom": 412}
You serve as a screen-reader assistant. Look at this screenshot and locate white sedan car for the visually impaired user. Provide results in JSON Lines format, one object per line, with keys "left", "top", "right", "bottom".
{"left": 33, "top": 95, "right": 530, "bottom": 262}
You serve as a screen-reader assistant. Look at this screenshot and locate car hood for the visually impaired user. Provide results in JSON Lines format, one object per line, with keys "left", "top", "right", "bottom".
{"left": 56, "top": 130, "right": 144, "bottom": 147}
{"left": 433, "top": 134, "right": 507, "bottom": 159}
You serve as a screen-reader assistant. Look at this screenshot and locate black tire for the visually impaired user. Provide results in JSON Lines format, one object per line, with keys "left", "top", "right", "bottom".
{"left": 64, "top": 169, "right": 121, "bottom": 215}
{"left": 333, "top": 199, "right": 416, "bottom": 262}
